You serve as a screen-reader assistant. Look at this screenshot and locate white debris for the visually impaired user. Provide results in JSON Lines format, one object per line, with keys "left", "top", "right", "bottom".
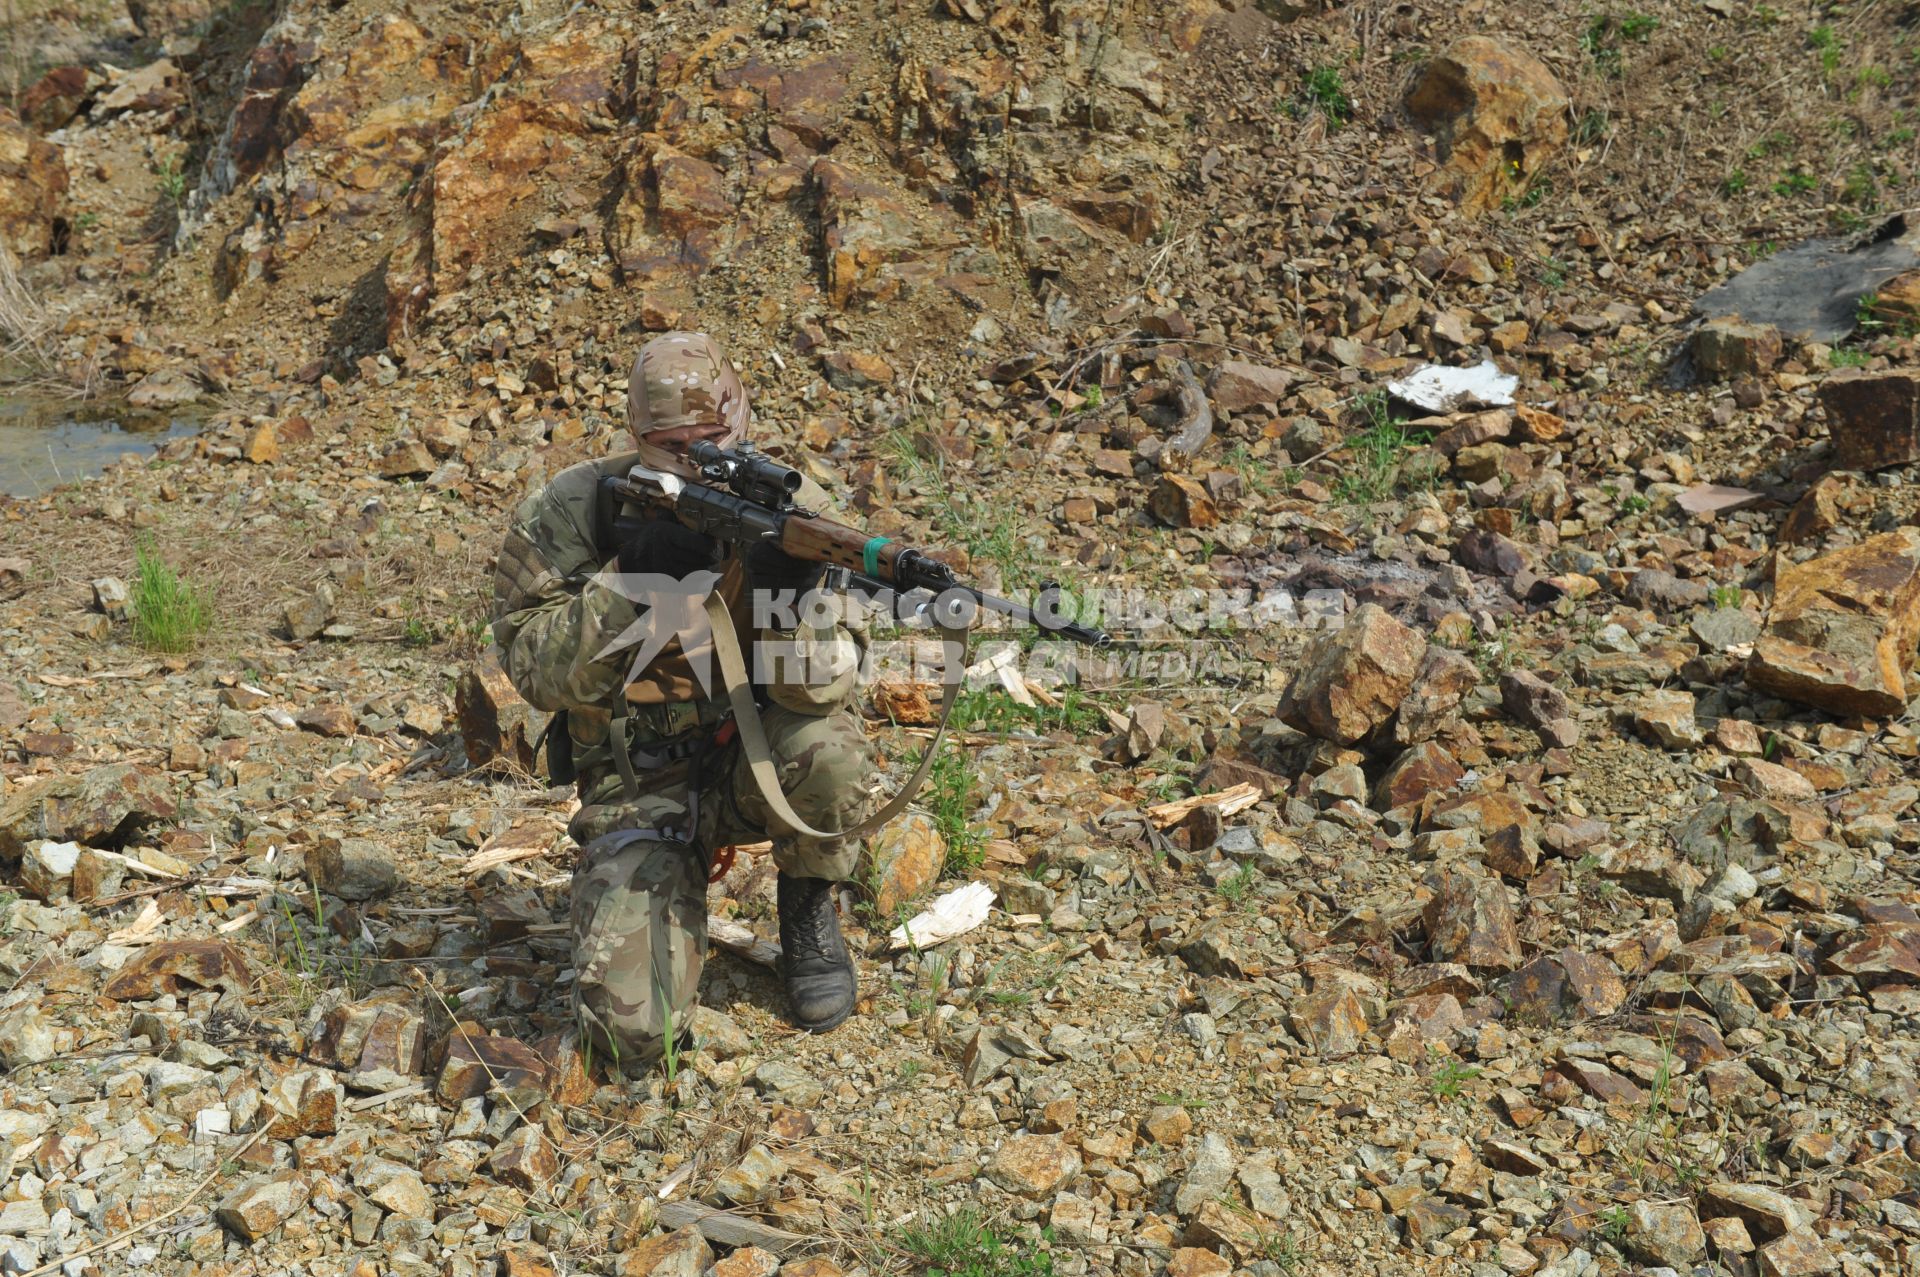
{"left": 1387, "top": 359, "right": 1518, "bottom": 413}
{"left": 889, "top": 881, "right": 996, "bottom": 951}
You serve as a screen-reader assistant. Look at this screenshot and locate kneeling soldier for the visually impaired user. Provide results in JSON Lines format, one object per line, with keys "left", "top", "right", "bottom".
{"left": 490, "top": 331, "right": 873, "bottom": 1069}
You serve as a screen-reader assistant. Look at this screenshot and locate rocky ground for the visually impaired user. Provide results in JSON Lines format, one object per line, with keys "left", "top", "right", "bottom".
{"left": 3, "top": 0, "right": 1920, "bottom": 1275}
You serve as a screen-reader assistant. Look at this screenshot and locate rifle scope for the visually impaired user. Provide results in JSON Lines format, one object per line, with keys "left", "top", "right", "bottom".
{"left": 690, "top": 442, "right": 803, "bottom": 507}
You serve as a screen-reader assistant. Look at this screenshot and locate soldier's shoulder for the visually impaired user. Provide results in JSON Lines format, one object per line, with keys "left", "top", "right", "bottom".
{"left": 515, "top": 449, "right": 638, "bottom": 519}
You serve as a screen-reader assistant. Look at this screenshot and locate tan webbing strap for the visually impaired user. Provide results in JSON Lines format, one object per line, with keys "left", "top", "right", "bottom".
{"left": 703, "top": 590, "right": 967, "bottom": 842}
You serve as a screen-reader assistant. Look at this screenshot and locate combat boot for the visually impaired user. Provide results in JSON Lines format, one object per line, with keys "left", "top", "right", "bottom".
{"left": 777, "top": 873, "right": 856, "bottom": 1031}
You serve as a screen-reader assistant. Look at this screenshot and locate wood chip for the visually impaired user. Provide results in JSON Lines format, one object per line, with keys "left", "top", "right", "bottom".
{"left": 656, "top": 1202, "right": 810, "bottom": 1255}
{"left": 348, "top": 1083, "right": 428, "bottom": 1112}
{"left": 709, "top": 916, "right": 781, "bottom": 968}
{"left": 216, "top": 909, "right": 258, "bottom": 935}
{"left": 1145, "top": 782, "right": 1262, "bottom": 829}
{"left": 462, "top": 821, "right": 565, "bottom": 877}
{"left": 106, "top": 899, "right": 165, "bottom": 945}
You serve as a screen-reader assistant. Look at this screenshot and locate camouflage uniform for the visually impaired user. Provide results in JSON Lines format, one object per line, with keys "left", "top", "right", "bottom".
{"left": 491, "top": 334, "right": 873, "bottom": 1069}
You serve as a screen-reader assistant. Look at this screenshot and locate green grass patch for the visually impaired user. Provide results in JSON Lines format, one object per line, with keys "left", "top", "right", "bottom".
{"left": 131, "top": 543, "right": 213, "bottom": 653}
{"left": 950, "top": 687, "right": 1103, "bottom": 736}
{"left": 917, "top": 741, "right": 986, "bottom": 876}
{"left": 1302, "top": 64, "right": 1352, "bottom": 126}
{"left": 1333, "top": 392, "right": 1431, "bottom": 506}
{"left": 1429, "top": 1056, "right": 1483, "bottom": 1103}
{"left": 896, "top": 1208, "right": 1054, "bottom": 1277}
{"left": 1773, "top": 169, "right": 1818, "bottom": 196}
{"left": 153, "top": 156, "right": 188, "bottom": 207}
{"left": 1619, "top": 11, "right": 1657, "bottom": 41}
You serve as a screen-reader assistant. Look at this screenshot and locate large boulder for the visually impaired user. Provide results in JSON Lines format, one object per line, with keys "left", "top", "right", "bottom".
{"left": 20, "top": 66, "right": 98, "bottom": 132}
{"left": 1746, "top": 528, "right": 1920, "bottom": 718}
{"left": 813, "top": 158, "right": 964, "bottom": 311}
{"left": 0, "top": 764, "right": 178, "bottom": 862}
{"left": 1276, "top": 603, "right": 1428, "bottom": 745}
{"left": 1817, "top": 370, "right": 1920, "bottom": 472}
{"left": 1403, "top": 37, "right": 1569, "bottom": 214}
{"left": 0, "top": 109, "right": 68, "bottom": 262}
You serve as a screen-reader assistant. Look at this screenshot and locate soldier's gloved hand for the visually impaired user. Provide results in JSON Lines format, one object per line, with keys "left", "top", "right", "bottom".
{"left": 745, "top": 540, "right": 825, "bottom": 597}
{"left": 619, "top": 517, "right": 722, "bottom": 579}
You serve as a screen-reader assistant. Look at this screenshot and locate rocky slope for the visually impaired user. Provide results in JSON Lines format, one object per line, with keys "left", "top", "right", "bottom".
{"left": 3, "top": 1, "right": 1920, "bottom": 1276}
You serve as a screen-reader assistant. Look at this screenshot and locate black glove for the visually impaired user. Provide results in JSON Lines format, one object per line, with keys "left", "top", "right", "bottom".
{"left": 745, "top": 540, "right": 825, "bottom": 595}
{"left": 619, "top": 517, "right": 722, "bottom": 578}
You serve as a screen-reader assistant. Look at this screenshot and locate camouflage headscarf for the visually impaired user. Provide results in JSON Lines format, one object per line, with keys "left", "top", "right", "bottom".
{"left": 626, "top": 332, "right": 752, "bottom": 477}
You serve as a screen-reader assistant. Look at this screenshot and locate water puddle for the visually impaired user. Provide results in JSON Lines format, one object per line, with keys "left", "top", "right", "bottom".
{"left": 0, "top": 392, "right": 204, "bottom": 499}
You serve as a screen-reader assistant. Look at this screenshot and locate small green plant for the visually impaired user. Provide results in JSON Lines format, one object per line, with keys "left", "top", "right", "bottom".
{"left": 1152, "top": 1090, "right": 1211, "bottom": 1110}
{"left": 1709, "top": 584, "right": 1743, "bottom": 610}
{"left": 1829, "top": 346, "right": 1871, "bottom": 368}
{"left": 1808, "top": 24, "right": 1836, "bottom": 52}
{"left": 1222, "top": 444, "right": 1277, "bottom": 496}
{"left": 131, "top": 543, "right": 213, "bottom": 653}
{"left": 1773, "top": 169, "right": 1818, "bottom": 197}
{"left": 1751, "top": 4, "right": 1780, "bottom": 27}
{"left": 1302, "top": 63, "right": 1352, "bottom": 126}
{"left": 1217, "top": 863, "right": 1258, "bottom": 906}
{"left": 1503, "top": 179, "right": 1551, "bottom": 212}
{"left": 919, "top": 741, "right": 985, "bottom": 875}
{"left": 1429, "top": 1056, "right": 1482, "bottom": 1103}
{"left": 1721, "top": 169, "right": 1749, "bottom": 195}
{"left": 1333, "top": 390, "right": 1429, "bottom": 505}
{"left": 895, "top": 1208, "right": 1055, "bottom": 1277}
{"left": 1255, "top": 1229, "right": 1305, "bottom": 1273}
{"left": 154, "top": 156, "right": 188, "bottom": 207}
{"left": 1746, "top": 130, "right": 1791, "bottom": 159}
{"left": 1575, "top": 108, "right": 1610, "bottom": 144}
{"left": 1581, "top": 16, "right": 1623, "bottom": 74}
{"left": 1619, "top": 11, "right": 1657, "bottom": 41}
{"left": 658, "top": 995, "right": 682, "bottom": 1088}
{"left": 1743, "top": 239, "right": 1780, "bottom": 261}
{"left": 1079, "top": 384, "right": 1103, "bottom": 410}
{"left": 74, "top": 211, "right": 101, "bottom": 230}
{"left": 1594, "top": 1205, "right": 1631, "bottom": 1245}
{"left": 1842, "top": 163, "right": 1878, "bottom": 207}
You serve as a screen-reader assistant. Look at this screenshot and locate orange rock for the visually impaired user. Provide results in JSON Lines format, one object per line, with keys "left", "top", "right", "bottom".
{"left": 242, "top": 422, "right": 280, "bottom": 464}
{"left": 863, "top": 810, "right": 944, "bottom": 917}
{"left": 1423, "top": 865, "right": 1522, "bottom": 972}
{"left": 455, "top": 650, "right": 549, "bottom": 773}
{"left": 1692, "top": 319, "right": 1784, "bottom": 381}
{"left": 1747, "top": 528, "right": 1920, "bottom": 717}
{"left": 102, "top": 940, "right": 251, "bottom": 1000}
{"left": 1148, "top": 474, "right": 1218, "bottom": 529}
{"left": 1278, "top": 603, "right": 1428, "bottom": 745}
{"left": 1403, "top": 38, "right": 1570, "bottom": 214}
{"left": 0, "top": 108, "right": 70, "bottom": 262}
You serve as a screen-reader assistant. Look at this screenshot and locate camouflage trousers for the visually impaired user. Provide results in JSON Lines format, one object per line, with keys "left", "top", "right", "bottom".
{"left": 565, "top": 703, "right": 874, "bottom": 1069}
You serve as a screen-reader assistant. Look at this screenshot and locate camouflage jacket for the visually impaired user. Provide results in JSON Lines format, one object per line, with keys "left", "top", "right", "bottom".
{"left": 491, "top": 449, "right": 863, "bottom": 779}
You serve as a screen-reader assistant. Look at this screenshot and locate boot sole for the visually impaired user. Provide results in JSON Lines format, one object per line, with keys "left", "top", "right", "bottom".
{"left": 793, "top": 1002, "right": 854, "bottom": 1033}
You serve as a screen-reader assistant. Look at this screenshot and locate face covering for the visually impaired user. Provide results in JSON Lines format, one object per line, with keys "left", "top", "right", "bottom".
{"left": 626, "top": 331, "right": 752, "bottom": 478}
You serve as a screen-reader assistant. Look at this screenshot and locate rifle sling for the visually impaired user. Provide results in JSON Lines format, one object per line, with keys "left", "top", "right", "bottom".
{"left": 701, "top": 590, "right": 966, "bottom": 842}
